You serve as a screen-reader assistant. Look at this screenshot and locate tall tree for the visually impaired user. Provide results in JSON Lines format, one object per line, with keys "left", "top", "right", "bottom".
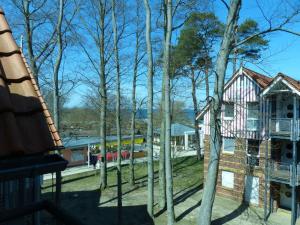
{"left": 143, "top": 0, "right": 154, "bottom": 217}
{"left": 163, "top": 0, "right": 175, "bottom": 224}
{"left": 130, "top": 0, "right": 143, "bottom": 187}
{"left": 159, "top": 77, "right": 166, "bottom": 210}
{"left": 172, "top": 12, "right": 223, "bottom": 159}
{"left": 52, "top": 0, "right": 65, "bottom": 132}
{"left": 232, "top": 18, "right": 268, "bottom": 71}
{"left": 197, "top": 1, "right": 242, "bottom": 225}
{"left": 111, "top": 0, "right": 122, "bottom": 221}
{"left": 98, "top": 0, "right": 109, "bottom": 190}
{"left": 78, "top": 0, "right": 111, "bottom": 189}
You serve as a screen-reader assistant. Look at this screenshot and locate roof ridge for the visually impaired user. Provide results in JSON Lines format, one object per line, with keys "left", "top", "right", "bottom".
{"left": 242, "top": 67, "right": 272, "bottom": 80}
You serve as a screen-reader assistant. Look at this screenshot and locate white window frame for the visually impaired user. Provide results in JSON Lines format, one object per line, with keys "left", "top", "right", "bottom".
{"left": 246, "top": 139, "right": 260, "bottom": 166}
{"left": 224, "top": 102, "right": 235, "bottom": 120}
{"left": 247, "top": 102, "right": 260, "bottom": 131}
{"left": 222, "top": 137, "right": 235, "bottom": 154}
{"left": 222, "top": 171, "right": 234, "bottom": 189}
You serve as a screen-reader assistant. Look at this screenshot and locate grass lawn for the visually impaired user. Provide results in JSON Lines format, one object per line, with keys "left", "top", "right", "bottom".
{"left": 41, "top": 156, "right": 203, "bottom": 225}
{"left": 41, "top": 156, "right": 289, "bottom": 225}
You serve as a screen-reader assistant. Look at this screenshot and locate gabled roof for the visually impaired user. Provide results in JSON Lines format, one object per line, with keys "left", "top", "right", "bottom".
{"left": 261, "top": 72, "right": 300, "bottom": 97}
{"left": 196, "top": 67, "right": 272, "bottom": 120}
{"left": 0, "top": 8, "right": 62, "bottom": 158}
{"left": 242, "top": 67, "right": 272, "bottom": 89}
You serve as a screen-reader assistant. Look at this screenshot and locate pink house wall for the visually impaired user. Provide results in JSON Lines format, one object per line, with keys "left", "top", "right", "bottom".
{"left": 203, "top": 72, "right": 267, "bottom": 140}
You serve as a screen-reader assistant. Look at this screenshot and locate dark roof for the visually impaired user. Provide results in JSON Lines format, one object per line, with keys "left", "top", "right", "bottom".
{"left": 243, "top": 67, "right": 272, "bottom": 88}
{"left": 0, "top": 8, "right": 62, "bottom": 158}
{"left": 63, "top": 135, "right": 144, "bottom": 148}
{"left": 155, "top": 123, "right": 194, "bottom": 137}
{"left": 278, "top": 73, "right": 300, "bottom": 92}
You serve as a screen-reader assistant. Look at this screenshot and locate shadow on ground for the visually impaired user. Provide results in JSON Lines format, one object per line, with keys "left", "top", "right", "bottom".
{"left": 42, "top": 190, "right": 154, "bottom": 225}
{"left": 211, "top": 203, "right": 249, "bottom": 225}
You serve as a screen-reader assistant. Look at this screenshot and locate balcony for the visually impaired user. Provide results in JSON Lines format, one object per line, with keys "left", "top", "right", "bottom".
{"left": 267, "top": 160, "right": 300, "bottom": 186}
{"left": 269, "top": 118, "right": 299, "bottom": 140}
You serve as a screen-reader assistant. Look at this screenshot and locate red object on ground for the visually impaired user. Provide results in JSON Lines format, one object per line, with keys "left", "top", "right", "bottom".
{"left": 121, "top": 151, "right": 130, "bottom": 159}
{"left": 96, "top": 151, "right": 130, "bottom": 162}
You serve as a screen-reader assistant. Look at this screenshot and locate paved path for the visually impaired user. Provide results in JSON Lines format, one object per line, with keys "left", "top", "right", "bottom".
{"left": 43, "top": 150, "right": 197, "bottom": 181}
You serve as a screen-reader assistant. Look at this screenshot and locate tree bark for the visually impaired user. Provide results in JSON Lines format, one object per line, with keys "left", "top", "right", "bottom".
{"left": 22, "top": 0, "right": 40, "bottom": 84}
{"left": 197, "top": 1, "right": 241, "bottom": 225}
{"left": 112, "top": 0, "right": 122, "bottom": 222}
{"left": 99, "top": 0, "right": 107, "bottom": 190}
{"left": 143, "top": 0, "right": 154, "bottom": 217}
{"left": 191, "top": 68, "right": 201, "bottom": 160}
{"left": 163, "top": 0, "right": 175, "bottom": 224}
{"left": 111, "top": 0, "right": 122, "bottom": 222}
{"left": 158, "top": 78, "right": 166, "bottom": 210}
{"left": 129, "top": 1, "right": 141, "bottom": 187}
{"left": 53, "top": 0, "right": 64, "bottom": 133}
{"left": 205, "top": 60, "right": 210, "bottom": 103}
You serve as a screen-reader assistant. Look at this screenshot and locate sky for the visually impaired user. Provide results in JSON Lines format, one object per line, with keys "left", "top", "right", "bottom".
{"left": 3, "top": 0, "right": 300, "bottom": 109}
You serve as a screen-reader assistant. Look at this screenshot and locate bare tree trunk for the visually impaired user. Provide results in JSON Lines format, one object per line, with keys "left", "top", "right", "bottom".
{"left": 197, "top": 1, "right": 241, "bottom": 225}
{"left": 159, "top": 78, "right": 166, "bottom": 210}
{"left": 130, "top": 0, "right": 141, "bottom": 187}
{"left": 191, "top": 68, "right": 201, "bottom": 160}
{"left": 53, "top": 0, "right": 64, "bottom": 133}
{"left": 22, "top": 0, "right": 40, "bottom": 84}
{"left": 143, "top": 0, "right": 154, "bottom": 217}
{"left": 112, "top": 0, "right": 122, "bottom": 222}
{"left": 99, "top": 0, "right": 107, "bottom": 190}
{"left": 205, "top": 60, "right": 209, "bottom": 103}
{"left": 163, "top": 0, "right": 175, "bottom": 224}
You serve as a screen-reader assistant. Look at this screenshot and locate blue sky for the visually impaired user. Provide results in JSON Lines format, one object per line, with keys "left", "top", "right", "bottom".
{"left": 3, "top": 0, "right": 300, "bottom": 109}
{"left": 54, "top": 0, "right": 300, "bottom": 108}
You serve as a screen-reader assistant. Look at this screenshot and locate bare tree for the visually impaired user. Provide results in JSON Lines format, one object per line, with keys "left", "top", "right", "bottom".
{"left": 130, "top": 0, "right": 144, "bottom": 187}
{"left": 52, "top": 0, "right": 64, "bottom": 132}
{"left": 78, "top": 0, "right": 111, "bottom": 189}
{"left": 159, "top": 76, "right": 166, "bottom": 210}
{"left": 197, "top": 1, "right": 242, "bottom": 225}
{"left": 13, "top": 0, "right": 57, "bottom": 85}
{"left": 143, "top": 0, "right": 154, "bottom": 217}
{"left": 163, "top": 0, "right": 175, "bottom": 224}
{"left": 111, "top": 0, "right": 122, "bottom": 221}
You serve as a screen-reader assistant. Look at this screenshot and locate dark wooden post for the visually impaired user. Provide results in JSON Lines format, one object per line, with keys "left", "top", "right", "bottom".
{"left": 55, "top": 172, "right": 62, "bottom": 206}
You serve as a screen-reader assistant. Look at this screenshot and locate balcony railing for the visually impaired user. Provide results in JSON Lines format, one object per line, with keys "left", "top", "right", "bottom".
{"left": 269, "top": 118, "right": 299, "bottom": 139}
{"left": 267, "top": 160, "right": 300, "bottom": 186}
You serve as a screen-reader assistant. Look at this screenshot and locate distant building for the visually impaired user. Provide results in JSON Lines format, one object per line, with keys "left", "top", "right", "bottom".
{"left": 62, "top": 135, "right": 145, "bottom": 166}
{"left": 153, "top": 123, "right": 204, "bottom": 154}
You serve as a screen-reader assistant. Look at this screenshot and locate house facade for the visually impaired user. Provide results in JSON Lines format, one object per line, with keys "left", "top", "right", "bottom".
{"left": 197, "top": 67, "right": 300, "bottom": 225}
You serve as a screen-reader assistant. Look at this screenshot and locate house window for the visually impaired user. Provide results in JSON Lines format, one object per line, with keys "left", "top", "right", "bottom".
{"left": 222, "top": 171, "right": 234, "bottom": 189}
{"left": 247, "top": 102, "right": 260, "bottom": 131}
{"left": 247, "top": 139, "right": 260, "bottom": 166}
{"left": 223, "top": 137, "right": 235, "bottom": 154}
{"left": 224, "top": 102, "right": 234, "bottom": 119}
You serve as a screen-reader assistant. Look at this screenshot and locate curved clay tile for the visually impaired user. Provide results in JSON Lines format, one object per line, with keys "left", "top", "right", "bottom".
{"left": 0, "top": 8, "right": 63, "bottom": 158}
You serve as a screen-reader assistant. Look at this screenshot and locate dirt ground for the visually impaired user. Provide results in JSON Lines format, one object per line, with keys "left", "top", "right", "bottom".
{"left": 41, "top": 156, "right": 290, "bottom": 225}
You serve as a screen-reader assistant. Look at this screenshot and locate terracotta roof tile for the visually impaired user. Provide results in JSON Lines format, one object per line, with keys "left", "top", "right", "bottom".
{"left": 243, "top": 67, "right": 273, "bottom": 88}
{"left": 0, "top": 9, "right": 62, "bottom": 158}
{"left": 278, "top": 73, "right": 300, "bottom": 92}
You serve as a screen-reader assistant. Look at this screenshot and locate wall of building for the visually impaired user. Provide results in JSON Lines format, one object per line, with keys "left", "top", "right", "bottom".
{"left": 204, "top": 135, "right": 268, "bottom": 207}
{"left": 62, "top": 147, "right": 88, "bottom": 167}
{"left": 202, "top": 72, "right": 267, "bottom": 140}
